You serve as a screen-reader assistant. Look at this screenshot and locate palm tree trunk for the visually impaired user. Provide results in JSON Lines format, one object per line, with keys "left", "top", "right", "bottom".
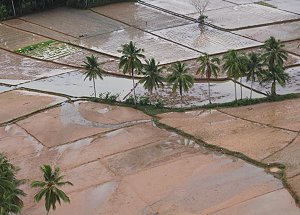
{"left": 234, "top": 78, "right": 237, "bottom": 102}
{"left": 250, "top": 72, "right": 254, "bottom": 99}
{"left": 180, "top": 86, "right": 183, "bottom": 108}
{"left": 93, "top": 78, "right": 96, "bottom": 98}
{"left": 208, "top": 79, "right": 211, "bottom": 104}
{"left": 272, "top": 78, "right": 276, "bottom": 96}
{"left": 240, "top": 77, "right": 243, "bottom": 100}
{"left": 132, "top": 69, "right": 137, "bottom": 105}
{"left": 11, "top": 0, "right": 16, "bottom": 16}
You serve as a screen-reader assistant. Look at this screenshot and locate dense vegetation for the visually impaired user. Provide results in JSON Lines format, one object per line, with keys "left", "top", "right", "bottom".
{"left": 0, "top": 0, "right": 130, "bottom": 19}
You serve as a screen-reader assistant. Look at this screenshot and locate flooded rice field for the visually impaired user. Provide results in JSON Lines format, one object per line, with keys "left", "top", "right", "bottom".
{"left": 79, "top": 27, "right": 200, "bottom": 64}
{"left": 20, "top": 70, "right": 264, "bottom": 107}
{"left": 0, "top": 97, "right": 298, "bottom": 214}
{"left": 195, "top": 4, "right": 300, "bottom": 30}
{"left": 3, "top": 19, "right": 77, "bottom": 43}
{"left": 1, "top": 1, "right": 300, "bottom": 214}
{"left": 234, "top": 21, "right": 300, "bottom": 42}
{"left": 142, "top": 0, "right": 234, "bottom": 15}
{"left": 0, "top": 24, "right": 48, "bottom": 50}
{"left": 263, "top": 0, "right": 300, "bottom": 14}
{"left": 0, "top": 49, "right": 75, "bottom": 85}
{"left": 22, "top": 7, "right": 126, "bottom": 38}
{"left": 91, "top": 2, "right": 191, "bottom": 32}
{"left": 152, "top": 23, "right": 261, "bottom": 54}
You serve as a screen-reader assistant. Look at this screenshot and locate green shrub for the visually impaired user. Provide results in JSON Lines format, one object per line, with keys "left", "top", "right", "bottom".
{"left": 0, "top": 4, "right": 8, "bottom": 20}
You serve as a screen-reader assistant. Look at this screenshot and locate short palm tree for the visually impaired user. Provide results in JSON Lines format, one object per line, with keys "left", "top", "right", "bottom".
{"left": 262, "top": 64, "right": 289, "bottom": 96}
{"left": 119, "top": 41, "right": 145, "bottom": 104}
{"left": 167, "top": 62, "right": 194, "bottom": 107}
{"left": 139, "top": 58, "right": 164, "bottom": 95}
{"left": 262, "top": 36, "right": 289, "bottom": 96}
{"left": 196, "top": 53, "right": 220, "bottom": 104}
{"left": 82, "top": 55, "right": 103, "bottom": 98}
{"left": 31, "top": 165, "right": 73, "bottom": 215}
{"left": 223, "top": 50, "right": 246, "bottom": 101}
{"left": 245, "top": 52, "right": 264, "bottom": 99}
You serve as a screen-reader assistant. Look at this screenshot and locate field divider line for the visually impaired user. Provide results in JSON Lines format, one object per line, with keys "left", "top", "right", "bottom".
{"left": 216, "top": 109, "right": 299, "bottom": 133}
{"left": 261, "top": 131, "right": 300, "bottom": 162}
{"left": 1, "top": 21, "right": 118, "bottom": 59}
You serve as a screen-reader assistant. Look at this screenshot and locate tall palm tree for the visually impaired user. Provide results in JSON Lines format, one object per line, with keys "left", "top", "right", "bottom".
{"left": 31, "top": 165, "right": 73, "bottom": 215}
{"left": 10, "top": 0, "right": 16, "bottom": 16}
{"left": 167, "top": 62, "right": 194, "bottom": 107}
{"left": 196, "top": 53, "right": 220, "bottom": 104}
{"left": 223, "top": 50, "right": 246, "bottom": 101}
{"left": 245, "top": 52, "right": 264, "bottom": 99}
{"left": 262, "top": 36, "right": 288, "bottom": 96}
{"left": 82, "top": 55, "right": 103, "bottom": 98}
{"left": 139, "top": 58, "right": 164, "bottom": 95}
{"left": 119, "top": 41, "right": 145, "bottom": 104}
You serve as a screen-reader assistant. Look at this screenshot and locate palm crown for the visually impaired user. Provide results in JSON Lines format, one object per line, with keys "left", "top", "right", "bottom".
{"left": 31, "top": 165, "right": 73, "bottom": 214}
{"left": 167, "top": 62, "right": 194, "bottom": 107}
{"left": 82, "top": 55, "right": 103, "bottom": 98}
{"left": 196, "top": 53, "right": 220, "bottom": 79}
{"left": 140, "top": 58, "right": 164, "bottom": 94}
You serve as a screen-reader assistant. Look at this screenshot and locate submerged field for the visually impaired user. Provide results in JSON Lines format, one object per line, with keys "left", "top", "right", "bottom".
{"left": 0, "top": 0, "right": 300, "bottom": 214}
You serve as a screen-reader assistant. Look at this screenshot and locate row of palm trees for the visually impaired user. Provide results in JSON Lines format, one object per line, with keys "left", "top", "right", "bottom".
{"left": 1, "top": 153, "right": 72, "bottom": 215}
{"left": 83, "top": 36, "right": 290, "bottom": 107}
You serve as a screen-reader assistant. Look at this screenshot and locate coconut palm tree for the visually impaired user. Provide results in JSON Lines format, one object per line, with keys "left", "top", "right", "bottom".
{"left": 245, "top": 52, "right": 264, "bottom": 99}
{"left": 119, "top": 41, "right": 145, "bottom": 104}
{"left": 196, "top": 53, "right": 220, "bottom": 104}
{"left": 82, "top": 55, "right": 103, "bottom": 98}
{"left": 167, "top": 62, "right": 194, "bottom": 107}
{"left": 223, "top": 50, "right": 246, "bottom": 101}
{"left": 31, "top": 165, "right": 73, "bottom": 215}
{"left": 262, "top": 64, "right": 289, "bottom": 96}
{"left": 139, "top": 58, "right": 164, "bottom": 95}
{"left": 262, "top": 36, "right": 289, "bottom": 96}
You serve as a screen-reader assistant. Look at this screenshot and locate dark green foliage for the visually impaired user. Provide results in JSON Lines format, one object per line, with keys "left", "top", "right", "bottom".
{"left": 99, "top": 92, "right": 120, "bottom": 102}
{"left": 0, "top": 153, "right": 26, "bottom": 215}
{"left": 139, "top": 58, "right": 165, "bottom": 94}
{"left": 0, "top": 4, "right": 8, "bottom": 20}
{"left": 15, "top": 40, "right": 56, "bottom": 54}
{"left": 167, "top": 62, "right": 194, "bottom": 107}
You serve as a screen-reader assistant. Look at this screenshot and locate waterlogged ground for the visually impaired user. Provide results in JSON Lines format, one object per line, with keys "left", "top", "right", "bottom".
{"left": 0, "top": 93, "right": 299, "bottom": 215}
{"left": 0, "top": 0, "right": 300, "bottom": 214}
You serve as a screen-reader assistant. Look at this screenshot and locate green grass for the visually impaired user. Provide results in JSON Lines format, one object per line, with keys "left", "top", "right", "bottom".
{"left": 255, "top": 1, "right": 277, "bottom": 8}
{"left": 15, "top": 40, "right": 57, "bottom": 54}
{"left": 201, "top": 93, "right": 299, "bottom": 109}
{"left": 87, "top": 93, "right": 299, "bottom": 116}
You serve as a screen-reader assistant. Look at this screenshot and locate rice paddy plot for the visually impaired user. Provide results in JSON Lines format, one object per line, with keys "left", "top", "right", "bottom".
{"left": 79, "top": 27, "right": 200, "bottom": 64}
{"left": 3, "top": 19, "right": 77, "bottom": 43}
{"left": 22, "top": 7, "right": 126, "bottom": 38}
{"left": 0, "top": 49, "right": 75, "bottom": 85}
{"left": 261, "top": 0, "right": 300, "bottom": 14}
{"left": 153, "top": 23, "right": 261, "bottom": 54}
{"left": 188, "top": 4, "right": 300, "bottom": 30}
{"left": 0, "top": 24, "right": 48, "bottom": 50}
{"left": 142, "top": 0, "right": 234, "bottom": 15}
{"left": 234, "top": 21, "right": 300, "bottom": 42}
{"left": 91, "top": 2, "right": 191, "bottom": 32}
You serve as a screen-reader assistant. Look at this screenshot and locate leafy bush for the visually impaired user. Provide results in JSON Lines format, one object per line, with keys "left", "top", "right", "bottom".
{"left": 99, "top": 92, "right": 120, "bottom": 103}
{"left": 0, "top": 4, "right": 8, "bottom": 20}
{"left": 138, "top": 96, "right": 151, "bottom": 106}
{"left": 0, "top": 153, "right": 26, "bottom": 214}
